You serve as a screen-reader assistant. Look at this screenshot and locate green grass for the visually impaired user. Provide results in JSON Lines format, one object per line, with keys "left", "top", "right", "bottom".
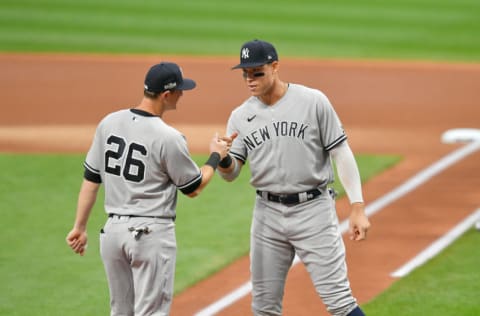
{"left": 363, "top": 228, "right": 480, "bottom": 315}
{"left": 0, "top": 0, "right": 479, "bottom": 61}
{"left": 0, "top": 153, "right": 398, "bottom": 315}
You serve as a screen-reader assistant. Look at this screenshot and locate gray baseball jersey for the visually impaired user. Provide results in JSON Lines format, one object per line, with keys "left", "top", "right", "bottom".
{"left": 84, "top": 108, "right": 201, "bottom": 218}
{"left": 227, "top": 83, "right": 346, "bottom": 193}
{"left": 228, "top": 83, "right": 358, "bottom": 315}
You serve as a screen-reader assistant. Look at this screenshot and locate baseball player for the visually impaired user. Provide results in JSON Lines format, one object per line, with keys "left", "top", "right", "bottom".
{"left": 217, "top": 40, "right": 370, "bottom": 316}
{"left": 66, "top": 62, "right": 234, "bottom": 316}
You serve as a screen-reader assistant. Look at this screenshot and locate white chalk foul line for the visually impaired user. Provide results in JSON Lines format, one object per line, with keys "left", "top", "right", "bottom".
{"left": 391, "top": 208, "right": 480, "bottom": 278}
{"left": 193, "top": 283, "right": 252, "bottom": 316}
{"left": 194, "top": 140, "right": 480, "bottom": 316}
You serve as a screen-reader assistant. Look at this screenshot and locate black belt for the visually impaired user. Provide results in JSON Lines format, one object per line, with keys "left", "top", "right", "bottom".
{"left": 108, "top": 213, "right": 175, "bottom": 221}
{"left": 256, "top": 189, "right": 322, "bottom": 205}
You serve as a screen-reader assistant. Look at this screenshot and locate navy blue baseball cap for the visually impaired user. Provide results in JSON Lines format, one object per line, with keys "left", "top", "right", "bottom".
{"left": 144, "top": 62, "right": 196, "bottom": 93}
{"left": 232, "top": 39, "right": 279, "bottom": 69}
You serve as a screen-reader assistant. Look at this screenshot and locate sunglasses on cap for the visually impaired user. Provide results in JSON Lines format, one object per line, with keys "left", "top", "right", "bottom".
{"left": 242, "top": 71, "right": 265, "bottom": 79}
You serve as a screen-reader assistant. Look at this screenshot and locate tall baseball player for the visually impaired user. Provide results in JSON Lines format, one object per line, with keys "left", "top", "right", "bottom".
{"left": 66, "top": 62, "right": 234, "bottom": 316}
{"left": 217, "top": 40, "right": 370, "bottom": 316}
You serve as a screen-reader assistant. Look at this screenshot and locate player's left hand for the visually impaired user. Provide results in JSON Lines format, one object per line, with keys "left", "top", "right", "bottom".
{"left": 348, "top": 202, "right": 370, "bottom": 241}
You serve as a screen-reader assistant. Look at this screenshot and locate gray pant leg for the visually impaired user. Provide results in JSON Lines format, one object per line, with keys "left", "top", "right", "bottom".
{"left": 250, "top": 200, "right": 295, "bottom": 316}
{"left": 291, "top": 198, "right": 358, "bottom": 316}
{"left": 130, "top": 220, "right": 176, "bottom": 316}
{"left": 100, "top": 217, "right": 176, "bottom": 316}
{"left": 100, "top": 220, "right": 135, "bottom": 316}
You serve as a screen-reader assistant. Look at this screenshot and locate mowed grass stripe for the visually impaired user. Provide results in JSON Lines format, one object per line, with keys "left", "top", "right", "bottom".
{"left": 0, "top": 0, "right": 479, "bottom": 60}
{"left": 2, "top": 3, "right": 476, "bottom": 37}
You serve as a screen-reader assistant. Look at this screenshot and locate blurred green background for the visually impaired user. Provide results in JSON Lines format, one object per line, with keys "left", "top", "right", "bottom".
{"left": 0, "top": 0, "right": 479, "bottom": 61}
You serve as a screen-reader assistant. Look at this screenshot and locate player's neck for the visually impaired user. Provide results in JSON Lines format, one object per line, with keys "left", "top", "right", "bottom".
{"left": 259, "top": 80, "right": 288, "bottom": 106}
{"left": 136, "top": 97, "right": 165, "bottom": 117}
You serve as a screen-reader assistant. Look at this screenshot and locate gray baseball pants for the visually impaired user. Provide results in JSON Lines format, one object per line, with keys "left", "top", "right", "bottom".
{"left": 250, "top": 189, "right": 358, "bottom": 316}
{"left": 100, "top": 216, "right": 176, "bottom": 316}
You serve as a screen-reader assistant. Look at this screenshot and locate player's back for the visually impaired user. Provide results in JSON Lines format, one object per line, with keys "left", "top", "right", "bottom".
{"left": 90, "top": 108, "right": 184, "bottom": 217}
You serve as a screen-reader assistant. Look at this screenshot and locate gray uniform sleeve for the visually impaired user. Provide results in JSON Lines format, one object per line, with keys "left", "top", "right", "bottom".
{"left": 226, "top": 112, "right": 247, "bottom": 163}
{"left": 162, "top": 131, "right": 202, "bottom": 194}
{"left": 84, "top": 122, "right": 105, "bottom": 183}
{"left": 316, "top": 92, "right": 347, "bottom": 151}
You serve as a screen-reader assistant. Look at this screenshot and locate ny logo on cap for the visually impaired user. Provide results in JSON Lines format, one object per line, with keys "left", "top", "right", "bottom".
{"left": 241, "top": 48, "right": 250, "bottom": 59}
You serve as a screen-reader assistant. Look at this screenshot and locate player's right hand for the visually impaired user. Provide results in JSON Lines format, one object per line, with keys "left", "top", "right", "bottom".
{"left": 66, "top": 229, "right": 88, "bottom": 256}
{"left": 219, "top": 132, "right": 238, "bottom": 150}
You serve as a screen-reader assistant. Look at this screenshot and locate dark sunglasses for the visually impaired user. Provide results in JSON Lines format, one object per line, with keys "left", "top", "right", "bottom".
{"left": 242, "top": 71, "right": 265, "bottom": 79}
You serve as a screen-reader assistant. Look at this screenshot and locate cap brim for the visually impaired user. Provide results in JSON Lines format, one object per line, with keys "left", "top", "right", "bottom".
{"left": 231, "top": 61, "right": 269, "bottom": 69}
{"left": 177, "top": 78, "right": 196, "bottom": 90}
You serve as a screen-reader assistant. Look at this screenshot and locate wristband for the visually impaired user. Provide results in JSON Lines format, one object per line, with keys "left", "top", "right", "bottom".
{"left": 218, "top": 154, "right": 233, "bottom": 168}
{"left": 205, "top": 152, "right": 221, "bottom": 170}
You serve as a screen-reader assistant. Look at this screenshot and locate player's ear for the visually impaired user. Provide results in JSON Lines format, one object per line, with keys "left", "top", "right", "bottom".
{"left": 271, "top": 61, "right": 279, "bottom": 73}
{"left": 160, "top": 90, "right": 171, "bottom": 99}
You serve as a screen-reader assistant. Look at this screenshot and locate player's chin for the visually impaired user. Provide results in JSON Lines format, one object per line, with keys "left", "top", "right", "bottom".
{"left": 248, "top": 88, "right": 261, "bottom": 96}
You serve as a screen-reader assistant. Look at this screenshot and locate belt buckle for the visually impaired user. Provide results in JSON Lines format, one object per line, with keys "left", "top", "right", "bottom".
{"left": 278, "top": 195, "right": 287, "bottom": 204}
{"left": 280, "top": 193, "right": 298, "bottom": 205}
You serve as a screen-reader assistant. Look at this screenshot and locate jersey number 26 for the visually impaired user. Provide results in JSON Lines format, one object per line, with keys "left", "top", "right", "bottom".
{"left": 105, "top": 135, "right": 147, "bottom": 183}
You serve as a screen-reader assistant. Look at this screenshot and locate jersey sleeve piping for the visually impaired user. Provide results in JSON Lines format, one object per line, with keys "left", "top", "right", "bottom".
{"left": 230, "top": 151, "right": 246, "bottom": 164}
{"left": 178, "top": 172, "right": 202, "bottom": 194}
{"left": 84, "top": 161, "right": 100, "bottom": 173}
{"left": 325, "top": 134, "right": 347, "bottom": 151}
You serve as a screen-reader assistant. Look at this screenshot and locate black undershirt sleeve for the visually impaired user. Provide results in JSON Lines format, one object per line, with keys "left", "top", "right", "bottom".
{"left": 84, "top": 168, "right": 102, "bottom": 183}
